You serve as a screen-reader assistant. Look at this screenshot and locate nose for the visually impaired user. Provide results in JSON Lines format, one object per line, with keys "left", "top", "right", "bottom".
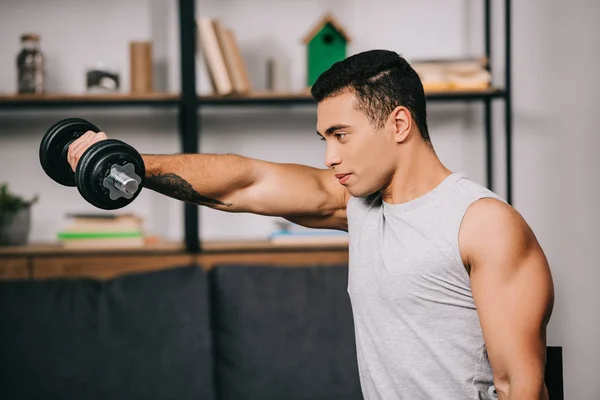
{"left": 324, "top": 144, "right": 341, "bottom": 169}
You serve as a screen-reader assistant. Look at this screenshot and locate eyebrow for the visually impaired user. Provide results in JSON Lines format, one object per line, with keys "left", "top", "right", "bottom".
{"left": 316, "top": 124, "right": 351, "bottom": 137}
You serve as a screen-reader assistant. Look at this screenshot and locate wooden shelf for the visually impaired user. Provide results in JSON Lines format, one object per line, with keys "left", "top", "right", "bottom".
{"left": 0, "top": 241, "right": 186, "bottom": 257}
{"left": 0, "top": 87, "right": 505, "bottom": 109}
{"left": 0, "top": 239, "right": 348, "bottom": 257}
{"left": 0, "top": 240, "right": 349, "bottom": 280}
{"left": 0, "top": 92, "right": 180, "bottom": 108}
{"left": 198, "top": 87, "right": 506, "bottom": 106}
{"left": 199, "top": 91, "right": 316, "bottom": 106}
{"left": 201, "top": 239, "right": 348, "bottom": 253}
{"left": 424, "top": 86, "right": 506, "bottom": 101}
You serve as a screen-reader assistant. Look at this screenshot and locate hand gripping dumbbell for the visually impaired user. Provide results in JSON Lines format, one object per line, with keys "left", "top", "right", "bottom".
{"left": 39, "top": 118, "right": 145, "bottom": 210}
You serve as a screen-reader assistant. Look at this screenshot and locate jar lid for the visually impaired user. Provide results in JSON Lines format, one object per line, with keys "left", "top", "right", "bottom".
{"left": 21, "top": 33, "right": 40, "bottom": 42}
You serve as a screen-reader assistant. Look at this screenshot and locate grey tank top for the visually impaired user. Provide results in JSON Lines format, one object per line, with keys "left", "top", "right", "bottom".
{"left": 346, "top": 172, "right": 505, "bottom": 400}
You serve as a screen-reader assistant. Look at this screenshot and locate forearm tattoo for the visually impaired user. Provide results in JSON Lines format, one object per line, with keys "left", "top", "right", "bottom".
{"left": 145, "top": 172, "right": 232, "bottom": 207}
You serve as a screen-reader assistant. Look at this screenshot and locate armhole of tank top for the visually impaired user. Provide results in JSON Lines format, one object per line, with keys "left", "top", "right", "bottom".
{"left": 452, "top": 193, "right": 498, "bottom": 283}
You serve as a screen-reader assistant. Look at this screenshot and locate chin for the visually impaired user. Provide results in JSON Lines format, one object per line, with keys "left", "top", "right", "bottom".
{"left": 347, "top": 185, "right": 378, "bottom": 198}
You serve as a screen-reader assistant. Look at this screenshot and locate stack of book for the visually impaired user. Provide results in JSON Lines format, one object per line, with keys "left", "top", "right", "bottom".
{"left": 268, "top": 220, "right": 348, "bottom": 246}
{"left": 57, "top": 213, "right": 145, "bottom": 250}
{"left": 410, "top": 57, "right": 492, "bottom": 92}
{"left": 269, "top": 229, "right": 349, "bottom": 246}
{"left": 197, "top": 17, "right": 253, "bottom": 96}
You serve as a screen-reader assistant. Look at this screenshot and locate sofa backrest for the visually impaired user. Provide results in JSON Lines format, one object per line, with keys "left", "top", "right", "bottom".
{"left": 0, "top": 265, "right": 217, "bottom": 400}
{"left": 209, "top": 263, "right": 363, "bottom": 400}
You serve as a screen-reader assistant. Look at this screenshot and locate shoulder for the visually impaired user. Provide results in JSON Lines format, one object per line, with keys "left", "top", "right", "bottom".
{"left": 458, "top": 197, "right": 539, "bottom": 274}
{"left": 454, "top": 173, "right": 504, "bottom": 203}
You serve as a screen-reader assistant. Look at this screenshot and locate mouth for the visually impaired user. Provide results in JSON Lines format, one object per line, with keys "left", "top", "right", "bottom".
{"left": 335, "top": 173, "right": 351, "bottom": 184}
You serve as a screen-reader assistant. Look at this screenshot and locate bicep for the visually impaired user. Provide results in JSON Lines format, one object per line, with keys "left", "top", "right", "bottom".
{"left": 240, "top": 160, "right": 349, "bottom": 230}
{"left": 283, "top": 208, "right": 348, "bottom": 231}
{"left": 462, "top": 199, "right": 554, "bottom": 385}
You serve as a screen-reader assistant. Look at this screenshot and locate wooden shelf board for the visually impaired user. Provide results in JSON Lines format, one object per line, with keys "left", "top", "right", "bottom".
{"left": 424, "top": 86, "right": 506, "bottom": 100}
{"left": 0, "top": 87, "right": 505, "bottom": 108}
{"left": 201, "top": 240, "right": 348, "bottom": 253}
{"left": 0, "top": 92, "right": 180, "bottom": 107}
{"left": 201, "top": 91, "right": 312, "bottom": 100}
{"left": 198, "top": 87, "right": 505, "bottom": 105}
{"left": 0, "top": 241, "right": 185, "bottom": 256}
{"left": 425, "top": 86, "right": 502, "bottom": 94}
{"left": 199, "top": 91, "right": 315, "bottom": 105}
{"left": 0, "top": 239, "right": 348, "bottom": 257}
{"left": 0, "top": 92, "right": 179, "bottom": 101}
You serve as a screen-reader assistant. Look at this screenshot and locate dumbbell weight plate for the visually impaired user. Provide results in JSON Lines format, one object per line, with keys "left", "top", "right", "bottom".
{"left": 39, "top": 118, "right": 101, "bottom": 187}
{"left": 75, "top": 139, "right": 145, "bottom": 210}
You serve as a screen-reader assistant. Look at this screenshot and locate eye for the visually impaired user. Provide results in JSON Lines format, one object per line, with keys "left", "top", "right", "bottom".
{"left": 319, "top": 136, "right": 326, "bottom": 142}
{"left": 334, "top": 133, "right": 347, "bottom": 141}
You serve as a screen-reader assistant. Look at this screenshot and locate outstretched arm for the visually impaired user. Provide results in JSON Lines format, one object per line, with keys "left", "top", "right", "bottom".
{"left": 143, "top": 153, "right": 349, "bottom": 230}
{"left": 67, "top": 131, "right": 349, "bottom": 230}
{"left": 460, "top": 198, "right": 554, "bottom": 400}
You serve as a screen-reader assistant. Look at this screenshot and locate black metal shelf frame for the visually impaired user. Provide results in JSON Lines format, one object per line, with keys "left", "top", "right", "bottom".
{"left": 181, "top": 0, "right": 513, "bottom": 253}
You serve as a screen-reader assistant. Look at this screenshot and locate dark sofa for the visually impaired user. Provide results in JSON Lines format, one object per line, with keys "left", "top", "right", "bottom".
{"left": 0, "top": 263, "right": 362, "bottom": 400}
{"left": 0, "top": 263, "right": 563, "bottom": 400}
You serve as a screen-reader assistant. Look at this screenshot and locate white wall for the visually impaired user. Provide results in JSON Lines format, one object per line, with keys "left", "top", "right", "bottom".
{"left": 509, "top": 1, "right": 600, "bottom": 398}
{"left": 1, "top": 0, "right": 598, "bottom": 398}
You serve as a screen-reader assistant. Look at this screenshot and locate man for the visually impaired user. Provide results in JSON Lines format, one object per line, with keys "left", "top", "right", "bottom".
{"left": 68, "top": 49, "right": 554, "bottom": 400}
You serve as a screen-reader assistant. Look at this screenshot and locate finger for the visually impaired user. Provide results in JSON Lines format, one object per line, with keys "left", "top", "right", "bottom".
{"left": 68, "top": 152, "right": 78, "bottom": 172}
{"left": 95, "top": 131, "right": 108, "bottom": 140}
{"left": 68, "top": 139, "right": 89, "bottom": 171}
{"left": 68, "top": 131, "right": 97, "bottom": 170}
{"left": 70, "top": 131, "right": 98, "bottom": 155}
{"left": 75, "top": 133, "right": 105, "bottom": 162}
{"left": 68, "top": 131, "right": 94, "bottom": 158}
{"left": 72, "top": 140, "right": 95, "bottom": 167}
{"left": 87, "top": 133, "right": 107, "bottom": 148}
{"left": 71, "top": 131, "right": 110, "bottom": 171}
{"left": 67, "top": 138, "right": 83, "bottom": 170}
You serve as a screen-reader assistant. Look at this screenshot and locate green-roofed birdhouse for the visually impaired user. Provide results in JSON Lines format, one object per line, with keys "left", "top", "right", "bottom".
{"left": 302, "top": 13, "right": 351, "bottom": 88}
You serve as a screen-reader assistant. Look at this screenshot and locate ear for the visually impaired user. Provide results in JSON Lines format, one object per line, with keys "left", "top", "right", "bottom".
{"left": 390, "top": 106, "right": 412, "bottom": 143}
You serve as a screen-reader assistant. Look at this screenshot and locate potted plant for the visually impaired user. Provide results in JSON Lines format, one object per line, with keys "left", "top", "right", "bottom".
{"left": 0, "top": 183, "right": 38, "bottom": 246}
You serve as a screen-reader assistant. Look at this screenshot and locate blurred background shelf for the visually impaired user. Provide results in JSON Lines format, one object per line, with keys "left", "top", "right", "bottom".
{"left": 0, "top": 240, "right": 349, "bottom": 280}
{"left": 201, "top": 240, "right": 348, "bottom": 253}
{"left": 0, "top": 241, "right": 186, "bottom": 257}
{"left": 424, "top": 87, "right": 506, "bottom": 101}
{"left": 0, "top": 92, "right": 181, "bottom": 108}
{"left": 200, "top": 91, "right": 315, "bottom": 106}
{"left": 198, "top": 87, "right": 506, "bottom": 106}
{"left": 0, "top": 239, "right": 349, "bottom": 257}
{"left": 0, "top": 88, "right": 506, "bottom": 109}
{"left": 0, "top": 0, "right": 512, "bottom": 255}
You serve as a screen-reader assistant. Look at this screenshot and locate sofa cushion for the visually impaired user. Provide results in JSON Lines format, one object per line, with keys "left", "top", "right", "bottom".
{"left": 0, "top": 265, "right": 216, "bottom": 400}
{"left": 210, "top": 264, "right": 363, "bottom": 400}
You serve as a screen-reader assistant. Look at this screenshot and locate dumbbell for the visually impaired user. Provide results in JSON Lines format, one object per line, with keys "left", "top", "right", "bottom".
{"left": 39, "top": 118, "right": 145, "bottom": 210}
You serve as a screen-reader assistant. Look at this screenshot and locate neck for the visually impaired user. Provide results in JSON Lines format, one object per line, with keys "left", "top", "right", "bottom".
{"left": 381, "top": 141, "right": 452, "bottom": 204}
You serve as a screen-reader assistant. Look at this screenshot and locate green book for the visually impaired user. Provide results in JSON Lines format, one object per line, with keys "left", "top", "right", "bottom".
{"left": 57, "top": 231, "right": 143, "bottom": 240}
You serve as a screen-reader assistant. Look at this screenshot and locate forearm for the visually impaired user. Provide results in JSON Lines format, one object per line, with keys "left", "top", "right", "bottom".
{"left": 142, "top": 153, "right": 255, "bottom": 210}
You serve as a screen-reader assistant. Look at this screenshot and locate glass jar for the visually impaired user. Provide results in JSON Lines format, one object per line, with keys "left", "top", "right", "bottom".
{"left": 16, "top": 33, "right": 45, "bottom": 94}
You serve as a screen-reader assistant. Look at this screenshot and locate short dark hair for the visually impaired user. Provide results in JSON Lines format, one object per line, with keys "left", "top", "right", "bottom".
{"left": 311, "top": 49, "right": 430, "bottom": 144}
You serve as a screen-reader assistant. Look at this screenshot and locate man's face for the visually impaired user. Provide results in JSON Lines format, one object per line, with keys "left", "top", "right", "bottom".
{"left": 316, "top": 92, "right": 398, "bottom": 197}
